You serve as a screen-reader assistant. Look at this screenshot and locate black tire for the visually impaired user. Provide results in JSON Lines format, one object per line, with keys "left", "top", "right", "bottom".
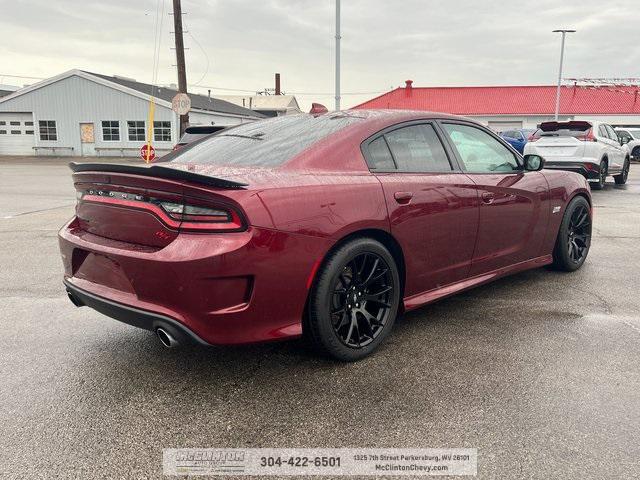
{"left": 552, "top": 196, "right": 592, "bottom": 272}
{"left": 305, "top": 238, "right": 401, "bottom": 361}
{"left": 614, "top": 159, "right": 630, "bottom": 185}
{"left": 591, "top": 160, "right": 607, "bottom": 190}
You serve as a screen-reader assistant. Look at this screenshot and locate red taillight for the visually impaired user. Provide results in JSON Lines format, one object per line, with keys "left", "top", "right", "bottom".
{"left": 576, "top": 128, "right": 597, "bottom": 142}
{"left": 77, "top": 190, "right": 244, "bottom": 233}
{"left": 157, "top": 201, "right": 244, "bottom": 232}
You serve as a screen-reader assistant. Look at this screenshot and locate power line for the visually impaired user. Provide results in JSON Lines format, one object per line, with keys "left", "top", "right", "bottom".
{"left": 0, "top": 73, "right": 391, "bottom": 96}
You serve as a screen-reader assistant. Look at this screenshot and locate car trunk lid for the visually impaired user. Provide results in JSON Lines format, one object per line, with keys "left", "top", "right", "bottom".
{"left": 70, "top": 163, "right": 247, "bottom": 248}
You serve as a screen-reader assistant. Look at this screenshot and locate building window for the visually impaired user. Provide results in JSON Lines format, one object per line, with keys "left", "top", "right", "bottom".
{"left": 39, "top": 120, "right": 57, "bottom": 141}
{"left": 0, "top": 121, "right": 6, "bottom": 126}
{"left": 154, "top": 121, "right": 171, "bottom": 142}
{"left": 25, "top": 130, "right": 34, "bottom": 135}
{"left": 102, "top": 121, "right": 120, "bottom": 141}
{"left": 0, "top": 130, "right": 6, "bottom": 134}
{"left": 127, "top": 121, "right": 146, "bottom": 141}
{"left": 10, "top": 121, "right": 20, "bottom": 126}
{"left": 11, "top": 130, "right": 21, "bottom": 134}
{"left": 25, "top": 121, "right": 34, "bottom": 126}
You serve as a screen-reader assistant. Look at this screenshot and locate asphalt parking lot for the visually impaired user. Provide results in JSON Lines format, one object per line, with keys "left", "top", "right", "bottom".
{"left": 0, "top": 156, "right": 639, "bottom": 479}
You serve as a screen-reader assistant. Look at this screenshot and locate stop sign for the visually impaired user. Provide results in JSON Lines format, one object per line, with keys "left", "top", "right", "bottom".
{"left": 140, "top": 144, "right": 156, "bottom": 162}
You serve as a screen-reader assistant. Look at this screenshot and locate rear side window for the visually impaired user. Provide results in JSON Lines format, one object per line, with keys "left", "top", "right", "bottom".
{"left": 604, "top": 124, "right": 617, "bottom": 140}
{"left": 367, "top": 137, "right": 395, "bottom": 170}
{"left": 382, "top": 124, "right": 452, "bottom": 172}
{"left": 169, "top": 114, "right": 363, "bottom": 167}
{"left": 598, "top": 125, "right": 608, "bottom": 138}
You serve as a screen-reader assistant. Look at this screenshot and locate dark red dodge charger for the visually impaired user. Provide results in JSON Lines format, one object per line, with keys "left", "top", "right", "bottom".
{"left": 59, "top": 110, "right": 592, "bottom": 361}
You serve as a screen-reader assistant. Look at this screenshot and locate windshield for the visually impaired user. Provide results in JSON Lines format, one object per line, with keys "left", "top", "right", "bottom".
{"left": 169, "top": 113, "right": 363, "bottom": 167}
{"left": 627, "top": 128, "right": 640, "bottom": 139}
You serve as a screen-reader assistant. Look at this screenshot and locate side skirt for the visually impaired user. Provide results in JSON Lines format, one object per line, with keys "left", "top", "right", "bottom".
{"left": 403, "top": 255, "right": 553, "bottom": 311}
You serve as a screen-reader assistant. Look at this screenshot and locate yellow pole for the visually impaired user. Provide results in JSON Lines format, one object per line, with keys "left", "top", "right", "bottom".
{"left": 145, "top": 97, "right": 155, "bottom": 163}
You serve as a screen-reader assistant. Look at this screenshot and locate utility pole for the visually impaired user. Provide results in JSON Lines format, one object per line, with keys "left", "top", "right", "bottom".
{"left": 552, "top": 29, "right": 576, "bottom": 120}
{"left": 172, "top": 0, "right": 189, "bottom": 135}
{"left": 335, "top": 0, "right": 341, "bottom": 111}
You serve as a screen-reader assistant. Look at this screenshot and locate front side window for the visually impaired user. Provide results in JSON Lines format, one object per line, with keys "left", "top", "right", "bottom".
{"left": 128, "top": 121, "right": 146, "bottom": 141}
{"left": 383, "top": 124, "right": 452, "bottom": 172}
{"left": 443, "top": 123, "right": 520, "bottom": 173}
{"left": 102, "top": 121, "right": 120, "bottom": 141}
{"left": 154, "top": 121, "right": 172, "bottom": 142}
{"left": 39, "top": 120, "right": 57, "bottom": 141}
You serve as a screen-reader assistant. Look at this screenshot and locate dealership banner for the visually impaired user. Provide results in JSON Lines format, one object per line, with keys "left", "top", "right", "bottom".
{"left": 163, "top": 448, "right": 477, "bottom": 476}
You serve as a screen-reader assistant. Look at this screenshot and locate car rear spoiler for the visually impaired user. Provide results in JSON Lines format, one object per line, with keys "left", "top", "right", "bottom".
{"left": 68, "top": 162, "right": 248, "bottom": 189}
{"left": 539, "top": 120, "right": 592, "bottom": 132}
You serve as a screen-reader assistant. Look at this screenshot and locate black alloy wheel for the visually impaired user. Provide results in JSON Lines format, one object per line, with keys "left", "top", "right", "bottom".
{"left": 552, "top": 196, "right": 592, "bottom": 272}
{"left": 566, "top": 204, "right": 591, "bottom": 264}
{"left": 330, "top": 252, "right": 394, "bottom": 348}
{"left": 305, "top": 238, "right": 401, "bottom": 361}
{"left": 592, "top": 161, "right": 607, "bottom": 190}
{"left": 614, "top": 159, "right": 629, "bottom": 185}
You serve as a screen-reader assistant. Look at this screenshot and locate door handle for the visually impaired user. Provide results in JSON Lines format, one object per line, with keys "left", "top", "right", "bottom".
{"left": 394, "top": 191, "right": 413, "bottom": 204}
{"left": 481, "top": 192, "right": 495, "bottom": 204}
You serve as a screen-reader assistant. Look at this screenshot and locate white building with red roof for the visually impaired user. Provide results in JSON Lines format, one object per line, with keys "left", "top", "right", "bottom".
{"left": 352, "top": 80, "right": 640, "bottom": 131}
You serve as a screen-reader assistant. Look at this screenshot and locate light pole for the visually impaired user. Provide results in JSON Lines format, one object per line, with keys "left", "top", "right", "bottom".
{"left": 552, "top": 29, "right": 576, "bottom": 120}
{"left": 335, "top": 0, "right": 341, "bottom": 111}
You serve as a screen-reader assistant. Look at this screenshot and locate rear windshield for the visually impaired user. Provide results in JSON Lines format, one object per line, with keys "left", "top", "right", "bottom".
{"left": 170, "top": 113, "right": 363, "bottom": 167}
{"left": 540, "top": 123, "right": 591, "bottom": 138}
{"left": 178, "top": 132, "right": 213, "bottom": 144}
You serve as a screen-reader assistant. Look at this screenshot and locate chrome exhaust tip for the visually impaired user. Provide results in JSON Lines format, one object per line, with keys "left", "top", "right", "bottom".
{"left": 67, "top": 290, "right": 84, "bottom": 308}
{"left": 156, "top": 327, "right": 179, "bottom": 348}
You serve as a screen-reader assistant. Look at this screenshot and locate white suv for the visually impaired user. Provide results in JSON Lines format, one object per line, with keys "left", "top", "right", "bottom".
{"left": 614, "top": 127, "right": 640, "bottom": 161}
{"left": 524, "top": 120, "right": 630, "bottom": 189}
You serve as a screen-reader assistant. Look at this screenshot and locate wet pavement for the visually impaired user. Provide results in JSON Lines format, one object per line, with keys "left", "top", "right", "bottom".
{"left": 0, "top": 157, "right": 638, "bottom": 479}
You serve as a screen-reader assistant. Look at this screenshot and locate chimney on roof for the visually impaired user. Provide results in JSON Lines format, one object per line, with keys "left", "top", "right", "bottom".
{"left": 405, "top": 79, "right": 413, "bottom": 90}
{"left": 275, "top": 73, "right": 281, "bottom": 95}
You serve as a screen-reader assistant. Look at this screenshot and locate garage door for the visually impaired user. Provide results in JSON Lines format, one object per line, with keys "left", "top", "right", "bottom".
{"left": 0, "top": 113, "right": 35, "bottom": 155}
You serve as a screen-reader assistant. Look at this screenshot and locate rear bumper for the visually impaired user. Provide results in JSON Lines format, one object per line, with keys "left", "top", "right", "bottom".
{"left": 59, "top": 217, "right": 332, "bottom": 345}
{"left": 65, "top": 279, "right": 209, "bottom": 345}
{"left": 543, "top": 161, "right": 601, "bottom": 180}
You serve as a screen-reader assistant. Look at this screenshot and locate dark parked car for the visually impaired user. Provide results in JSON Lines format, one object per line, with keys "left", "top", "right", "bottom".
{"left": 499, "top": 128, "right": 537, "bottom": 153}
{"left": 173, "top": 125, "right": 227, "bottom": 151}
{"left": 60, "top": 110, "right": 592, "bottom": 361}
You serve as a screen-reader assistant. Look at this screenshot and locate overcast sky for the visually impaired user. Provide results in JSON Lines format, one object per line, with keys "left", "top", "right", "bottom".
{"left": 1, "top": 0, "right": 639, "bottom": 110}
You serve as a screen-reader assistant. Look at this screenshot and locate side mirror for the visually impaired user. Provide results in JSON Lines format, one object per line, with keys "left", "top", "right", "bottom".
{"left": 523, "top": 154, "right": 545, "bottom": 171}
